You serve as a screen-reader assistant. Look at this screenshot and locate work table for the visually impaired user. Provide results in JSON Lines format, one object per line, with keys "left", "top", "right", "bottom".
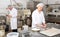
{"left": 19, "top": 27, "right": 60, "bottom": 37}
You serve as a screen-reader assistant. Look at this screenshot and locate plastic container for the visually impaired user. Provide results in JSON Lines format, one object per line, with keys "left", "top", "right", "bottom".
{"left": 7, "top": 32, "right": 19, "bottom": 37}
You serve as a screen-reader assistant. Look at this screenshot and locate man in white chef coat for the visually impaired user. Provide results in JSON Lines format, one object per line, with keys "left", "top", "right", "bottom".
{"left": 32, "top": 3, "right": 46, "bottom": 29}
{"left": 7, "top": 5, "right": 17, "bottom": 32}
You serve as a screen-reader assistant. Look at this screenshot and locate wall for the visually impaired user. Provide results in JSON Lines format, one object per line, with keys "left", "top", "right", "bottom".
{"left": 0, "top": 0, "right": 60, "bottom": 14}
{"left": 0, "top": 0, "right": 11, "bottom": 14}
{"left": 0, "top": 0, "right": 29, "bottom": 14}
{"left": 40, "top": 0, "right": 60, "bottom": 4}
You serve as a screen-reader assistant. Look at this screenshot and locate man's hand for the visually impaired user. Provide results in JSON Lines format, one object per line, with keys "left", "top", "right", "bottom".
{"left": 6, "top": 15, "right": 12, "bottom": 18}
{"left": 36, "top": 24, "right": 47, "bottom": 28}
{"left": 42, "top": 24, "right": 47, "bottom": 28}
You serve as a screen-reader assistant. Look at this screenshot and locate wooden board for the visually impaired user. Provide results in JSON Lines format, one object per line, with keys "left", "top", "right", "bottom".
{"left": 40, "top": 28, "right": 60, "bottom": 36}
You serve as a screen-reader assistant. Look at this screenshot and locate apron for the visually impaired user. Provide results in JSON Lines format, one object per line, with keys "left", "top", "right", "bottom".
{"left": 10, "top": 17, "right": 17, "bottom": 30}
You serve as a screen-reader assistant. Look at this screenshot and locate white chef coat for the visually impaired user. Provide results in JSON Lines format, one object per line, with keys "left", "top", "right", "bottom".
{"left": 9, "top": 8, "right": 17, "bottom": 29}
{"left": 32, "top": 9, "right": 45, "bottom": 29}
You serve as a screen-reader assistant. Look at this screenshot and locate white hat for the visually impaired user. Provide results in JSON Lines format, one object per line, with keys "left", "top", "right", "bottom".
{"left": 36, "top": 3, "right": 44, "bottom": 7}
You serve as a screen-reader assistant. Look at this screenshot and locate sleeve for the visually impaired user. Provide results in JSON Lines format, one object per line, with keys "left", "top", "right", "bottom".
{"left": 42, "top": 12, "right": 45, "bottom": 24}
{"left": 32, "top": 12, "right": 38, "bottom": 25}
{"left": 7, "top": 10, "right": 10, "bottom": 14}
{"left": 8, "top": 10, "right": 12, "bottom": 16}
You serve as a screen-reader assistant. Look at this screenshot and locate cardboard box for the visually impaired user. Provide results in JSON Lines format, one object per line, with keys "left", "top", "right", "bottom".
{"left": 0, "top": 30, "right": 5, "bottom": 37}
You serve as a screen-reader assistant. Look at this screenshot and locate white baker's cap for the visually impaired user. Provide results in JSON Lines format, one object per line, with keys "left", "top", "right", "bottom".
{"left": 36, "top": 3, "right": 44, "bottom": 7}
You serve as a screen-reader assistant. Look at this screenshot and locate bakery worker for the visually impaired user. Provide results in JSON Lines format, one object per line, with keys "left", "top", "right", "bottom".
{"left": 7, "top": 5, "right": 17, "bottom": 32}
{"left": 32, "top": 3, "right": 46, "bottom": 29}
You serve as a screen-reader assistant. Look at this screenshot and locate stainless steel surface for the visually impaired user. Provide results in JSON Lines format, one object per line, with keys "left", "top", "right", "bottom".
{"left": 19, "top": 26, "right": 60, "bottom": 37}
